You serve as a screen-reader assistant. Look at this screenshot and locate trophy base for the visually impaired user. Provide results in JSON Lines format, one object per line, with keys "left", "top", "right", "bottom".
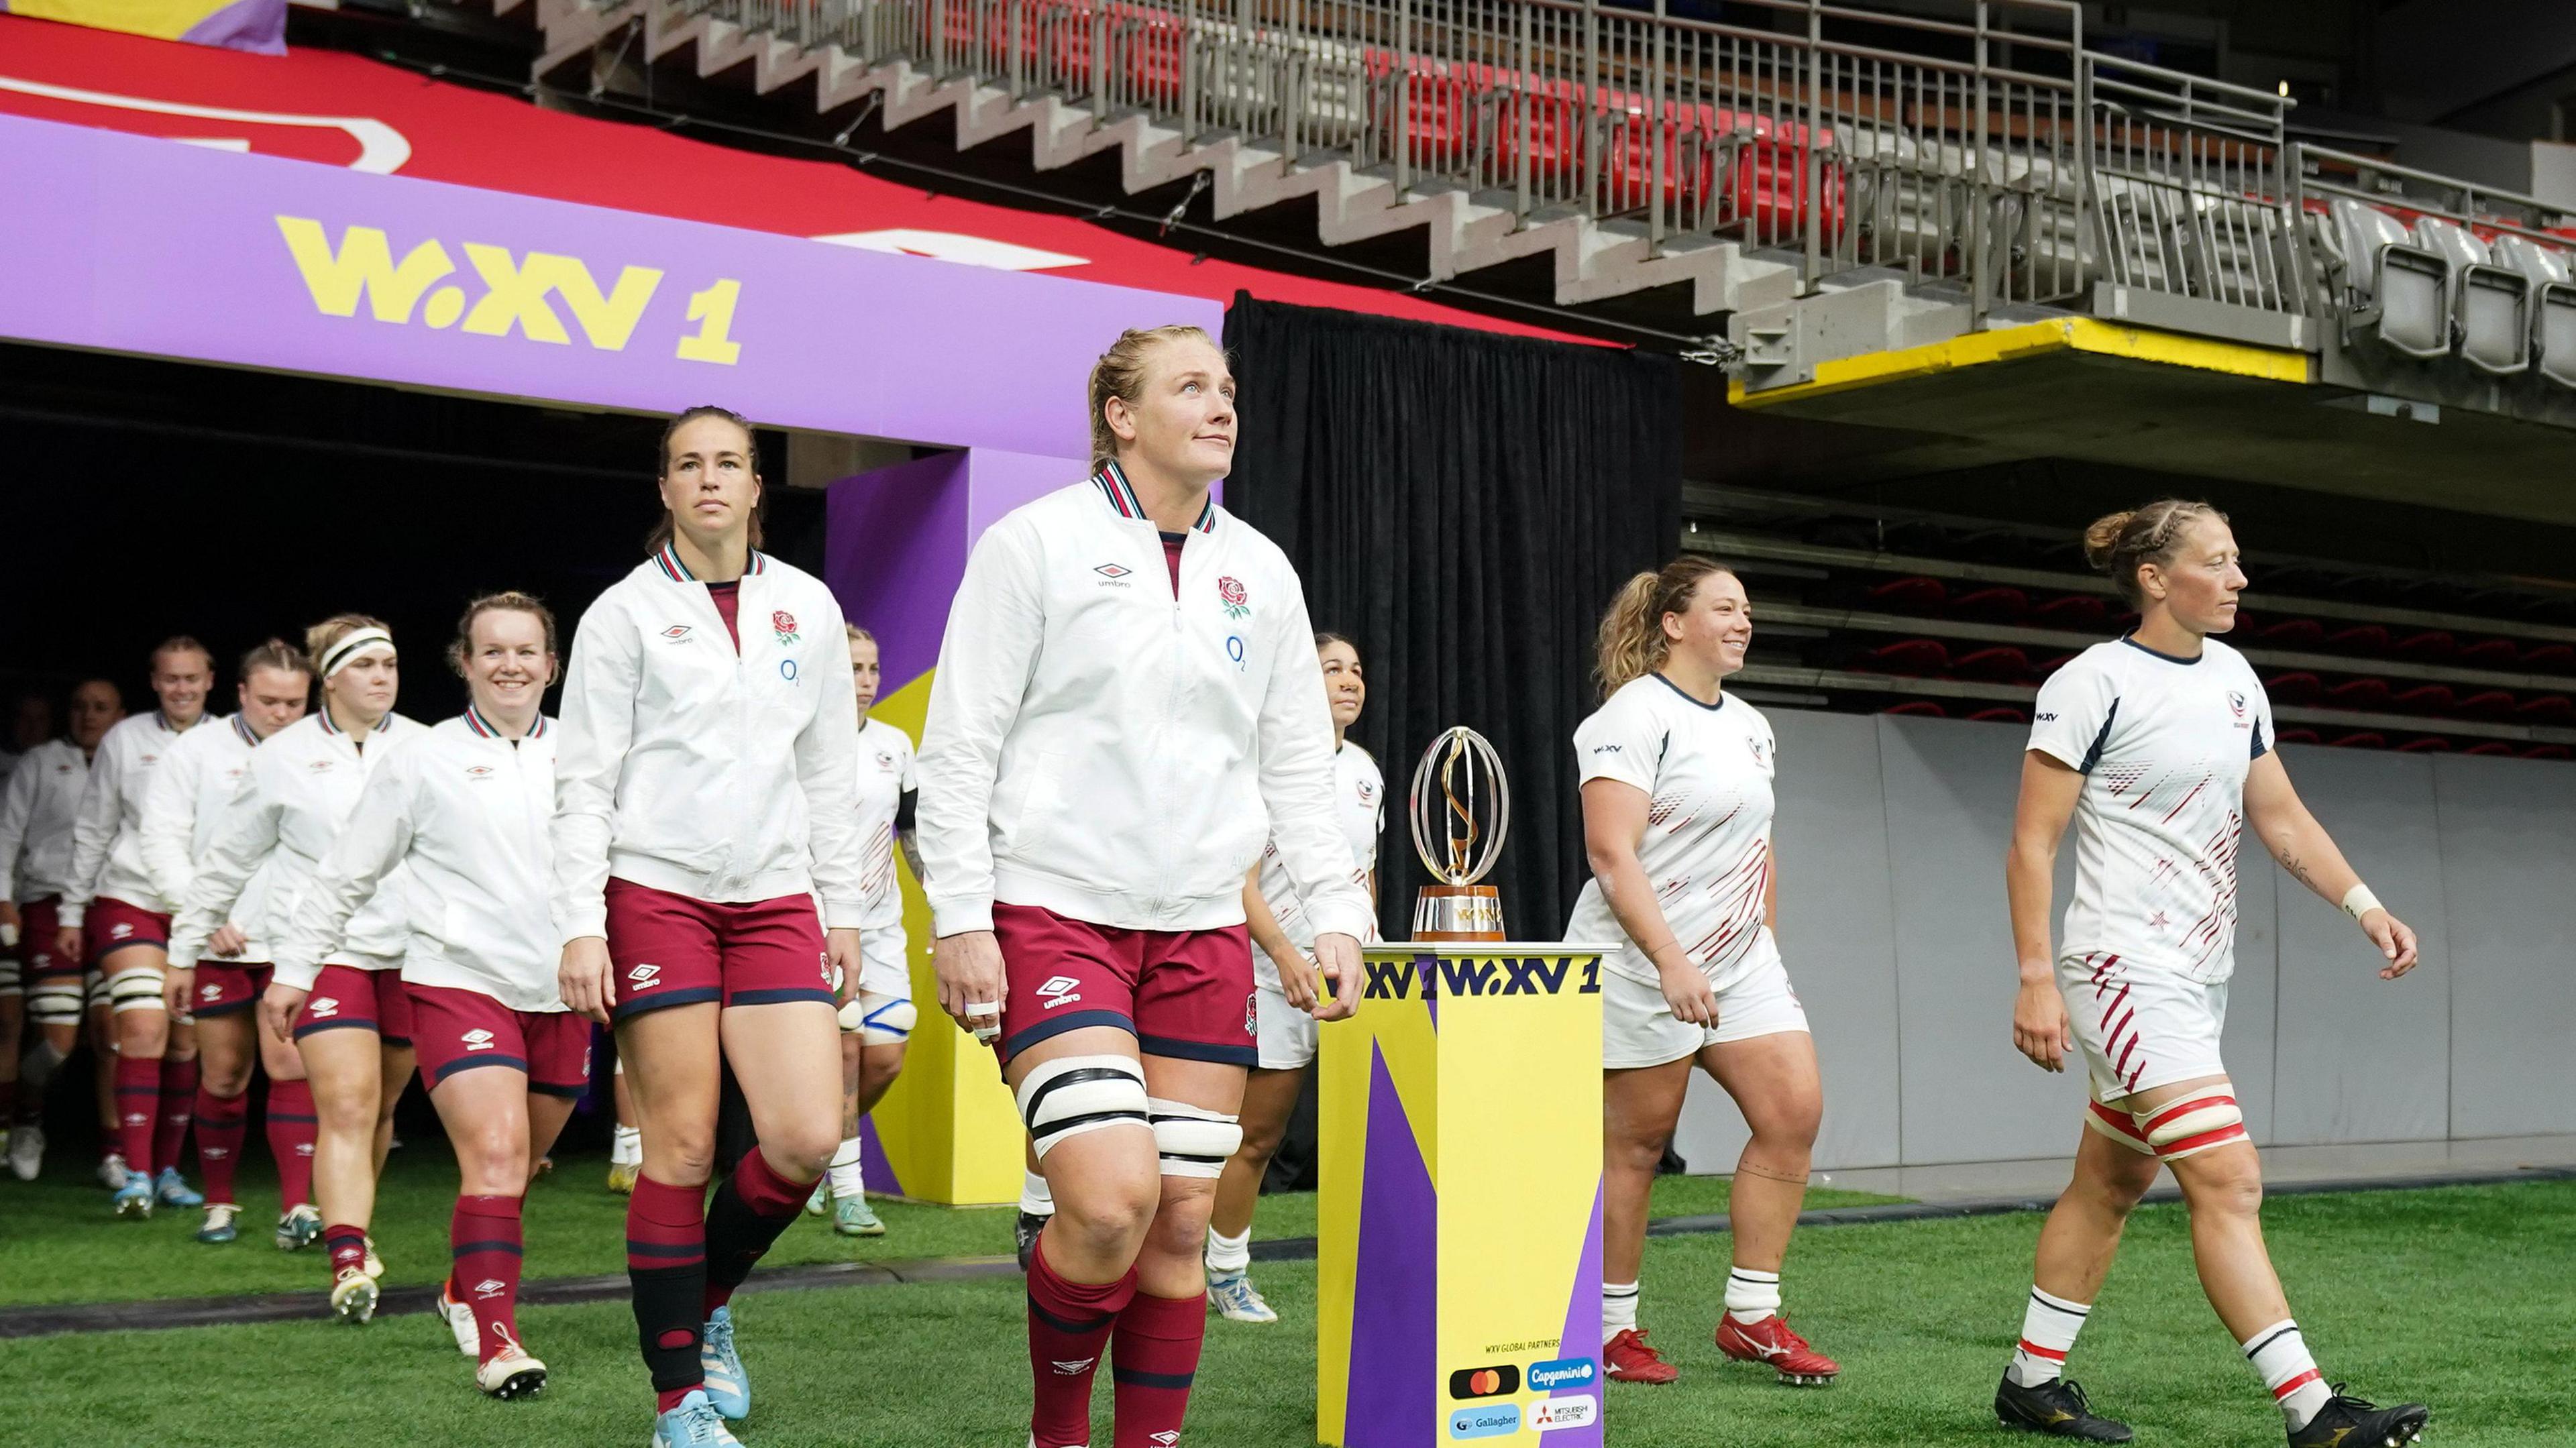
{"left": 1413, "top": 885, "right": 1505, "bottom": 942}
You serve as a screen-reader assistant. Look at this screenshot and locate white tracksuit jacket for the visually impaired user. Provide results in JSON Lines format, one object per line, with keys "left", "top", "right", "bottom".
{"left": 915, "top": 467, "right": 1370, "bottom": 941}
{"left": 550, "top": 545, "right": 868, "bottom": 944}
{"left": 140, "top": 715, "right": 286, "bottom": 961}
{"left": 0, "top": 739, "right": 88, "bottom": 905}
{"left": 282, "top": 711, "right": 564, "bottom": 1013}
{"left": 62, "top": 710, "right": 203, "bottom": 925}
{"left": 171, "top": 710, "right": 427, "bottom": 983}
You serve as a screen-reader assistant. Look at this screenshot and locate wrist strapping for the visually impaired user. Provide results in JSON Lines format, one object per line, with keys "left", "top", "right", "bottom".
{"left": 2341, "top": 884, "right": 2381, "bottom": 921}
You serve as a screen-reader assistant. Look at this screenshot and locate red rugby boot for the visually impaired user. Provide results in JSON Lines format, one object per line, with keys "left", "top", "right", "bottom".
{"left": 1715, "top": 1313, "right": 1839, "bottom": 1386}
{"left": 1603, "top": 1328, "right": 1679, "bottom": 1385}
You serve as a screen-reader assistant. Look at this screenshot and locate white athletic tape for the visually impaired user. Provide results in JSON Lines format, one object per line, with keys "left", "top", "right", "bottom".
{"left": 2135, "top": 1085, "right": 2246, "bottom": 1160}
{"left": 318, "top": 627, "right": 396, "bottom": 679}
{"left": 1147, "top": 1098, "right": 1242, "bottom": 1180}
{"left": 1014, "top": 1054, "right": 1150, "bottom": 1161}
{"left": 85, "top": 975, "right": 113, "bottom": 1010}
{"left": 2340, "top": 884, "right": 2382, "bottom": 921}
{"left": 0, "top": 958, "right": 20, "bottom": 996}
{"left": 855, "top": 994, "right": 916, "bottom": 1046}
{"left": 107, "top": 966, "right": 167, "bottom": 1015}
{"left": 27, "top": 981, "right": 83, "bottom": 1027}
{"left": 2084, "top": 1100, "right": 2157, "bottom": 1156}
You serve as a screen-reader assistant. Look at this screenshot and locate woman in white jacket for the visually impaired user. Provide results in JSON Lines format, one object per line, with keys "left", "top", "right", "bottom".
{"left": 145, "top": 638, "right": 312, "bottom": 1246}
{"left": 285, "top": 594, "right": 568, "bottom": 1400}
{"left": 174, "top": 614, "right": 424, "bottom": 1320}
{"left": 553, "top": 406, "right": 864, "bottom": 1448}
{"left": 916, "top": 326, "right": 1369, "bottom": 1448}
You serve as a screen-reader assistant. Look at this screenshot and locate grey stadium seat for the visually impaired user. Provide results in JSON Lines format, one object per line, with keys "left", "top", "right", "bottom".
{"left": 2414, "top": 215, "right": 2530, "bottom": 375}
{"left": 2332, "top": 197, "right": 2449, "bottom": 359}
{"left": 2491, "top": 233, "right": 2576, "bottom": 390}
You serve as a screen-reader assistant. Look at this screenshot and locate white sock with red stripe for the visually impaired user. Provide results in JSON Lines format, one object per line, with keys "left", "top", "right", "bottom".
{"left": 1723, "top": 1267, "right": 1782, "bottom": 1325}
{"left": 2242, "top": 1319, "right": 2331, "bottom": 1429}
{"left": 2008, "top": 1286, "right": 2090, "bottom": 1387}
{"left": 1602, "top": 1282, "right": 1640, "bottom": 1345}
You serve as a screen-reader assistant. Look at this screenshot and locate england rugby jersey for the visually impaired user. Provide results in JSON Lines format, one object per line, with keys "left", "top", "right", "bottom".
{"left": 2029, "top": 636, "right": 2273, "bottom": 984}
{"left": 1251, "top": 740, "right": 1384, "bottom": 987}
{"left": 1564, "top": 675, "right": 1780, "bottom": 993}
{"left": 854, "top": 716, "right": 917, "bottom": 932}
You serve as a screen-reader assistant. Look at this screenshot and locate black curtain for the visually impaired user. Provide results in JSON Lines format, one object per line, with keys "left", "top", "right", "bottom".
{"left": 1224, "top": 295, "right": 1682, "bottom": 960}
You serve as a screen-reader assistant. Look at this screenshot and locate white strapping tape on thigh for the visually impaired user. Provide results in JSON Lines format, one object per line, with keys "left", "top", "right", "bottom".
{"left": 0, "top": 957, "right": 21, "bottom": 995}
{"left": 27, "top": 979, "right": 83, "bottom": 1027}
{"left": 2133, "top": 1083, "right": 2245, "bottom": 1160}
{"left": 86, "top": 974, "right": 113, "bottom": 1009}
{"left": 107, "top": 964, "right": 167, "bottom": 1015}
{"left": 1147, "top": 1097, "right": 1242, "bottom": 1180}
{"left": 2084, "top": 1099, "right": 2157, "bottom": 1156}
{"left": 1015, "top": 1054, "right": 1150, "bottom": 1161}
{"left": 847, "top": 993, "right": 916, "bottom": 1045}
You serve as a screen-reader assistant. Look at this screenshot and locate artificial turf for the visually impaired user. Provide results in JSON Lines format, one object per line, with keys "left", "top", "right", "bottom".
{"left": 2, "top": 1174, "right": 2566, "bottom": 1447}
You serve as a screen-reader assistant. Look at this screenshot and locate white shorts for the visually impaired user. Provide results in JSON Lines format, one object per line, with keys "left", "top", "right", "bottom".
{"left": 1253, "top": 981, "right": 1318, "bottom": 1071}
{"left": 1602, "top": 952, "right": 1810, "bottom": 1070}
{"left": 2061, "top": 951, "right": 2229, "bottom": 1105}
{"left": 857, "top": 923, "right": 910, "bottom": 1000}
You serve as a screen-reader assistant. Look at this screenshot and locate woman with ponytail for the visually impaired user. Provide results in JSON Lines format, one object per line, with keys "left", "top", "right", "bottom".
{"left": 1567, "top": 557, "right": 1837, "bottom": 1389}
{"left": 1990, "top": 500, "right": 2427, "bottom": 1447}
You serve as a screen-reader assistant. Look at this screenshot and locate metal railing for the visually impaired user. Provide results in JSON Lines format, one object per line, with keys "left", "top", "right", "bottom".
{"left": 646, "top": 0, "right": 2341, "bottom": 326}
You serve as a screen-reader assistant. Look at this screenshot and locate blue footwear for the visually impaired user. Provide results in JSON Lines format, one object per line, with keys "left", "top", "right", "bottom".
{"left": 1208, "top": 1270, "right": 1279, "bottom": 1324}
{"left": 113, "top": 1168, "right": 154, "bottom": 1219}
{"left": 155, "top": 1167, "right": 205, "bottom": 1209}
{"left": 698, "top": 1306, "right": 749, "bottom": 1420}
{"left": 650, "top": 1389, "right": 742, "bottom": 1447}
{"left": 197, "top": 1204, "right": 240, "bottom": 1244}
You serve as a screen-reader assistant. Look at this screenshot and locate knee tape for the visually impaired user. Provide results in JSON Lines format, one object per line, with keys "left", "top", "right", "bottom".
{"left": 107, "top": 965, "right": 167, "bottom": 1015}
{"left": 87, "top": 974, "right": 113, "bottom": 1011}
{"left": 1015, "top": 1054, "right": 1150, "bottom": 1161}
{"left": 2084, "top": 1099, "right": 2156, "bottom": 1156}
{"left": 2134, "top": 1084, "right": 2246, "bottom": 1160}
{"left": 0, "top": 957, "right": 20, "bottom": 997}
{"left": 28, "top": 980, "right": 83, "bottom": 1029}
{"left": 1148, "top": 1098, "right": 1242, "bottom": 1180}
{"left": 843, "top": 993, "right": 915, "bottom": 1046}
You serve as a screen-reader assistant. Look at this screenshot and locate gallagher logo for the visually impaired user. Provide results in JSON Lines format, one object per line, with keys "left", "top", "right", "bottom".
{"left": 1448, "top": 1365, "right": 1520, "bottom": 1400}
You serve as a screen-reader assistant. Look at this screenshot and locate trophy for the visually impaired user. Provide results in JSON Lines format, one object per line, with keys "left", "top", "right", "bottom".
{"left": 1409, "top": 726, "right": 1510, "bottom": 941}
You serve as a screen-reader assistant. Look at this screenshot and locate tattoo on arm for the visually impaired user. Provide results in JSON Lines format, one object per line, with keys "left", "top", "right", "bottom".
{"left": 2279, "top": 850, "right": 2318, "bottom": 890}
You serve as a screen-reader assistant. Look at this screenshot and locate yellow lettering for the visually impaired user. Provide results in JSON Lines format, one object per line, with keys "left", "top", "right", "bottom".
{"left": 459, "top": 242, "right": 572, "bottom": 344}
{"left": 676, "top": 279, "right": 745, "bottom": 365}
{"left": 276, "top": 217, "right": 455, "bottom": 323}
{"left": 529, "top": 255, "right": 663, "bottom": 352}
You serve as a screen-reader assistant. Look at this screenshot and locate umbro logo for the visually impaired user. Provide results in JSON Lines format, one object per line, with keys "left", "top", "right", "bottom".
{"left": 466, "top": 765, "right": 494, "bottom": 779}
{"left": 660, "top": 625, "right": 693, "bottom": 641}
{"left": 1051, "top": 1358, "right": 1095, "bottom": 1376}
{"left": 309, "top": 997, "right": 339, "bottom": 1017}
{"left": 1093, "top": 563, "right": 1131, "bottom": 579}
{"left": 1151, "top": 1433, "right": 1180, "bottom": 1447}
{"left": 1036, "top": 974, "right": 1082, "bottom": 1009}
{"left": 124, "top": 1111, "right": 149, "bottom": 1126}
{"left": 473, "top": 1278, "right": 508, "bottom": 1298}
{"left": 110, "top": 924, "right": 133, "bottom": 939}
{"left": 629, "top": 964, "right": 662, "bottom": 989}
{"left": 201, "top": 984, "right": 221, "bottom": 1001}
{"left": 307, "top": 760, "right": 333, "bottom": 773}
{"left": 462, "top": 1029, "right": 497, "bottom": 1052}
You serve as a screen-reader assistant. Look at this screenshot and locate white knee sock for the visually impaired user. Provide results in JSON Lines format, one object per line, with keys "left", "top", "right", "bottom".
{"left": 826, "top": 1136, "right": 865, "bottom": 1199}
{"left": 1205, "top": 1225, "right": 1252, "bottom": 1275}
{"left": 1724, "top": 1266, "right": 1782, "bottom": 1325}
{"left": 2009, "top": 1286, "right": 2091, "bottom": 1387}
{"left": 610, "top": 1124, "right": 641, "bottom": 1168}
{"left": 2242, "top": 1319, "right": 2331, "bottom": 1429}
{"left": 1020, "top": 1168, "right": 1055, "bottom": 1217}
{"left": 1602, "top": 1282, "right": 1640, "bottom": 1345}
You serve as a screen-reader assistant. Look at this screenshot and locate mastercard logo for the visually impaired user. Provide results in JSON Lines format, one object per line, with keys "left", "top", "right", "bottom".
{"left": 1446, "top": 1364, "right": 1521, "bottom": 1400}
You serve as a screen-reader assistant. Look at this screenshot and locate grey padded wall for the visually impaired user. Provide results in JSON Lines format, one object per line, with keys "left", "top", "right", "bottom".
{"left": 2431, "top": 753, "right": 2576, "bottom": 1140}
{"left": 1665, "top": 715, "right": 2559, "bottom": 1176}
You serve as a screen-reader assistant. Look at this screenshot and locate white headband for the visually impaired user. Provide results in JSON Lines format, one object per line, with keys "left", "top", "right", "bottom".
{"left": 319, "top": 627, "right": 396, "bottom": 679}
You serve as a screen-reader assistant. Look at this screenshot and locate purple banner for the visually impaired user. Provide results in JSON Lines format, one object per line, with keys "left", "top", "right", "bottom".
{"left": 0, "top": 114, "right": 1222, "bottom": 455}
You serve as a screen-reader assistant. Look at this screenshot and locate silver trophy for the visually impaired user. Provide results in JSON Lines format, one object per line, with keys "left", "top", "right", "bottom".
{"left": 1409, "top": 726, "right": 1510, "bottom": 940}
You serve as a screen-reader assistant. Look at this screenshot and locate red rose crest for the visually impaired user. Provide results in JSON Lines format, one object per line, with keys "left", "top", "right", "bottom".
{"left": 1218, "top": 575, "right": 1250, "bottom": 620}
{"left": 771, "top": 610, "right": 802, "bottom": 645}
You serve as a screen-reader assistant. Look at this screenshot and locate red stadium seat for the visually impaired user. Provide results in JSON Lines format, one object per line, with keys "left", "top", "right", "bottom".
{"left": 2033, "top": 653, "right": 2078, "bottom": 677}
{"left": 1950, "top": 587, "right": 2029, "bottom": 620}
{"left": 2257, "top": 618, "right": 2326, "bottom": 649}
{"left": 2514, "top": 695, "right": 2575, "bottom": 723}
{"left": 2463, "top": 741, "right": 2517, "bottom": 757}
{"left": 2326, "top": 677, "right": 2393, "bottom": 710}
{"left": 1867, "top": 577, "right": 1947, "bottom": 612}
{"left": 2329, "top": 732, "right": 2389, "bottom": 749}
{"left": 1881, "top": 701, "right": 1949, "bottom": 718}
{"left": 2457, "top": 689, "right": 2519, "bottom": 718}
{"left": 2396, "top": 736, "right": 2452, "bottom": 753}
{"left": 2328, "top": 624, "right": 2393, "bottom": 655}
{"left": 1967, "top": 706, "right": 2029, "bottom": 724}
{"left": 2263, "top": 671, "right": 2322, "bottom": 706}
{"left": 2035, "top": 594, "right": 2107, "bottom": 628}
{"left": 2521, "top": 744, "right": 2574, "bottom": 761}
{"left": 1951, "top": 646, "right": 2031, "bottom": 680}
{"left": 2520, "top": 642, "right": 2576, "bottom": 671}
{"left": 2394, "top": 630, "right": 2456, "bottom": 659}
{"left": 2392, "top": 684, "right": 2456, "bottom": 714}
{"left": 2457, "top": 638, "right": 2520, "bottom": 667}
{"left": 1864, "top": 639, "right": 1950, "bottom": 674}
{"left": 2275, "top": 727, "right": 2323, "bottom": 746}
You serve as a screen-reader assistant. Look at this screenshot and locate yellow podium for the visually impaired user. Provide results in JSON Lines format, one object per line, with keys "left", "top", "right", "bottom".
{"left": 1318, "top": 944, "right": 1609, "bottom": 1447}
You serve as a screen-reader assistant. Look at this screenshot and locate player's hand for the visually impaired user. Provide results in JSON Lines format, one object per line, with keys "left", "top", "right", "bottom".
{"left": 826, "top": 928, "right": 865, "bottom": 1009}
{"left": 1657, "top": 955, "right": 1719, "bottom": 1029}
{"left": 0, "top": 899, "right": 19, "bottom": 946}
{"left": 934, "top": 930, "right": 1007, "bottom": 1046}
{"left": 209, "top": 923, "right": 248, "bottom": 960}
{"left": 1277, "top": 952, "right": 1322, "bottom": 1013}
{"left": 163, "top": 965, "right": 196, "bottom": 1017}
{"left": 55, "top": 926, "right": 83, "bottom": 967}
{"left": 2360, "top": 907, "right": 2420, "bottom": 980}
{"left": 559, "top": 936, "right": 617, "bottom": 1025}
{"left": 2013, "top": 977, "right": 2072, "bottom": 1072}
{"left": 258, "top": 982, "right": 308, "bottom": 1049}
{"left": 1309, "top": 932, "right": 1361, "bottom": 1023}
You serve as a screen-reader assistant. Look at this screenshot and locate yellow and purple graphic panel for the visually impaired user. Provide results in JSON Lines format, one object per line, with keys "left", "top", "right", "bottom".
{"left": 1320, "top": 944, "right": 1608, "bottom": 1447}
{"left": 3, "top": 0, "right": 284, "bottom": 55}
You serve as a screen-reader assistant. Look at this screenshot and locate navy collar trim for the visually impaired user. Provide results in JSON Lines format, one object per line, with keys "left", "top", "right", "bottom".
{"left": 1651, "top": 672, "right": 1727, "bottom": 712}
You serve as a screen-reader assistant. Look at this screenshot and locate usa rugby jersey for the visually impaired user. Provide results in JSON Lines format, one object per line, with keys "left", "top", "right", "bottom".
{"left": 1252, "top": 740, "right": 1385, "bottom": 985}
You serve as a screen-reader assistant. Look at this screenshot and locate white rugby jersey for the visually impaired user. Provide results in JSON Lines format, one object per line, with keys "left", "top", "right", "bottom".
{"left": 63, "top": 710, "right": 203, "bottom": 924}
{"left": 1564, "top": 675, "right": 1782, "bottom": 993}
{"left": 1252, "top": 740, "right": 1385, "bottom": 986}
{"left": 2029, "top": 636, "right": 2273, "bottom": 984}
{"left": 172, "top": 708, "right": 427, "bottom": 981}
{"left": 855, "top": 716, "right": 918, "bottom": 934}
{"left": 0, "top": 739, "right": 89, "bottom": 905}
{"left": 140, "top": 715, "right": 286, "bottom": 960}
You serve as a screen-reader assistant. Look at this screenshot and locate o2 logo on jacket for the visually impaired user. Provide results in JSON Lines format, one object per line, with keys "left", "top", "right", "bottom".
{"left": 1218, "top": 576, "right": 1250, "bottom": 620}
{"left": 771, "top": 610, "right": 801, "bottom": 646}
